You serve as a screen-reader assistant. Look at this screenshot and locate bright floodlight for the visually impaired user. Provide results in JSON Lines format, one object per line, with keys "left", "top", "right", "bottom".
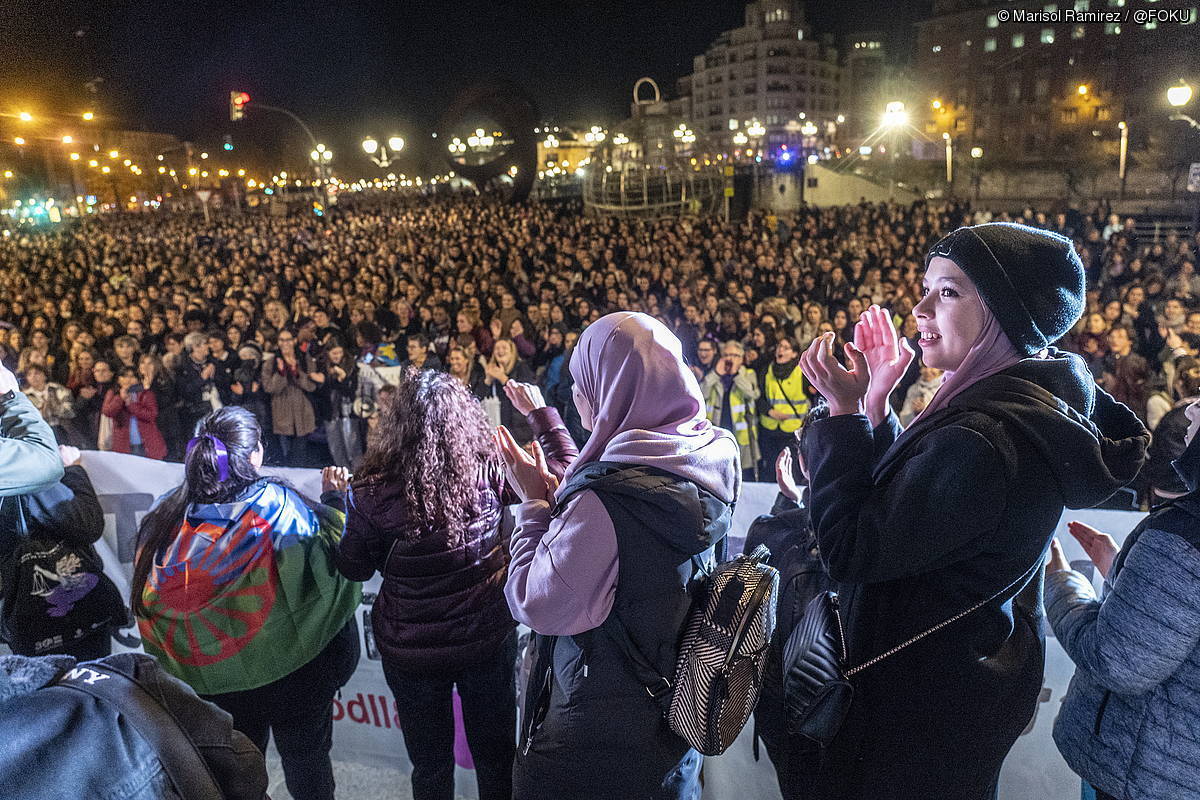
{"left": 18, "top": 112, "right": 32, "bottom": 122}
{"left": 882, "top": 101, "right": 908, "bottom": 128}
{"left": 362, "top": 138, "right": 379, "bottom": 155}
{"left": 387, "top": 136, "right": 404, "bottom": 152}
{"left": 1168, "top": 82, "right": 1193, "bottom": 108}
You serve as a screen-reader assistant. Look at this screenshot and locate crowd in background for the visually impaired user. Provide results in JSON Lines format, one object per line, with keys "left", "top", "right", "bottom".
{"left": 0, "top": 195, "right": 1196, "bottom": 498}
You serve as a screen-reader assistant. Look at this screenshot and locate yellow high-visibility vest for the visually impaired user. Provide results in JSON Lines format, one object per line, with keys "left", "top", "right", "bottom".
{"left": 760, "top": 365, "right": 808, "bottom": 433}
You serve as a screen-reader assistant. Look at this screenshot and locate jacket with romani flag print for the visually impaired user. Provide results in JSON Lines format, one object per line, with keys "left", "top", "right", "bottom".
{"left": 138, "top": 480, "right": 362, "bottom": 695}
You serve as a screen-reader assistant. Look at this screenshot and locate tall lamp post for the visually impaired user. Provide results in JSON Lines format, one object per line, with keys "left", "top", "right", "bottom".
{"left": 943, "top": 132, "right": 953, "bottom": 189}
{"left": 362, "top": 136, "right": 405, "bottom": 168}
{"left": 1166, "top": 81, "right": 1198, "bottom": 235}
{"left": 1118, "top": 120, "right": 1129, "bottom": 200}
{"left": 309, "top": 143, "right": 333, "bottom": 201}
{"left": 881, "top": 101, "right": 909, "bottom": 196}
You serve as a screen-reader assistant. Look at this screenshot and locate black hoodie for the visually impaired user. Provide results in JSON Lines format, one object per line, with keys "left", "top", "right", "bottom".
{"left": 803, "top": 349, "right": 1149, "bottom": 800}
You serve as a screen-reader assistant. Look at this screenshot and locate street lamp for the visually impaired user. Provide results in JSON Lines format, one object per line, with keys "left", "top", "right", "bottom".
{"left": 361, "top": 135, "right": 404, "bottom": 168}
{"left": 1168, "top": 81, "right": 1194, "bottom": 109}
{"left": 1168, "top": 81, "right": 1200, "bottom": 131}
{"left": 881, "top": 101, "right": 908, "bottom": 128}
{"left": 943, "top": 132, "right": 953, "bottom": 185}
{"left": 1117, "top": 120, "right": 1129, "bottom": 198}
{"left": 18, "top": 112, "right": 32, "bottom": 122}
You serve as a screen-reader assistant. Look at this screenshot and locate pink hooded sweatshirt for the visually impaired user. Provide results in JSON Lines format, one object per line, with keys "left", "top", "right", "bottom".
{"left": 505, "top": 312, "right": 741, "bottom": 636}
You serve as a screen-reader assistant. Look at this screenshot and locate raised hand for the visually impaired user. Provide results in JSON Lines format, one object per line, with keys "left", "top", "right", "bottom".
{"left": 775, "top": 448, "right": 801, "bottom": 502}
{"left": 799, "top": 332, "right": 869, "bottom": 417}
{"left": 1067, "top": 520, "right": 1120, "bottom": 579}
{"left": 321, "top": 466, "right": 352, "bottom": 493}
{"left": 504, "top": 381, "right": 547, "bottom": 415}
{"left": 495, "top": 425, "right": 557, "bottom": 503}
{"left": 855, "top": 305, "right": 916, "bottom": 426}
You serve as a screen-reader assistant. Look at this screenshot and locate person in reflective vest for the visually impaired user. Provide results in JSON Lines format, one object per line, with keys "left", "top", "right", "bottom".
{"left": 757, "top": 336, "right": 809, "bottom": 480}
{"left": 702, "top": 340, "right": 761, "bottom": 481}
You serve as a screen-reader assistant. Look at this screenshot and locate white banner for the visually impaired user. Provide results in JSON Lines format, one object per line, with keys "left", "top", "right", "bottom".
{"left": 80, "top": 452, "right": 1137, "bottom": 799}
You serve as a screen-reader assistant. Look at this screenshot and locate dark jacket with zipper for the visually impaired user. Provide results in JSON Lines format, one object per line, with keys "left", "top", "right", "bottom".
{"left": 514, "top": 462, "right": 733, "bottom": 800}
{"left": 1048, "top": 429, "right": 1200, "bottom": 800}
{"left": 335, "top": 407, "right": 576, "bottom": 672}
{"left": 804, "top": 350, "right": 1149, "bottom": 800}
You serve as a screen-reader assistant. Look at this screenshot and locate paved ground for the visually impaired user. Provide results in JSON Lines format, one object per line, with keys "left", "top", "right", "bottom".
{"left": 265, "top": 752, "right": 474, "bottom": 800}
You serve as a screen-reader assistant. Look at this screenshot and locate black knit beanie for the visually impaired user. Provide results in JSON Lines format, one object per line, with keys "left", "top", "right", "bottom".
{"left": 925, "top": 222, "right": 1085, "bottom": 356}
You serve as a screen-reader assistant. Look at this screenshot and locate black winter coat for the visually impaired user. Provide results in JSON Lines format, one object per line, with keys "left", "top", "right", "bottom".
{"left": 336, "top": 408, "right": 577, "bottom": 673}
{"left": 804, "top": 350, "right": 1148, "bottom": 800}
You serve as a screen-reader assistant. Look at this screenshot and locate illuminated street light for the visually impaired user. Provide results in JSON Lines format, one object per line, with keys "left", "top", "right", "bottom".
{"left": 800, "top": 121, "right": 818, "bottom": 136}
{"left": 69, "top": 152, "right": 80, "bottom": 161}
{"left": 13, "top": 137, "right": 25, "bottom": 146}
{"left": 61, "top": 135, "right": 73, "bottom": 144}
{"left": 881, "top": 101, "right": 908, "bottom": 127}
{"left": 1077, "top": 84, "right": 1089, "bottom": 96}
{"left": 732, "top": 131, "right": 749, "bottom": 145}
{"left": 82, "top": 111, "right": 95, "bottom": 121}
{"left": 18, "top": 112, "right": 32, "bottom": 122}
{"left": 971, "top": 146, "right": 984, "bottom": 159}
{"left": 108, "top": 150, "right": 119, "bottom": 158}
{"left": 387, "top": 136, "right": 404, "bottom": 152}
{"left": 747, "top": 119, "right": 766, "bottom": 138}
{"left": 1168, "top": 81, "right": 1194, "bottom": 108}
{"left": 362, "top": 138, "right": 379, "bottom": 155}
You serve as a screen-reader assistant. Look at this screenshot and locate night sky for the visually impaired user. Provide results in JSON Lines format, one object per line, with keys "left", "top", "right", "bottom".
{"left": 0, "top": 0, "right": 928, "bottom": 175}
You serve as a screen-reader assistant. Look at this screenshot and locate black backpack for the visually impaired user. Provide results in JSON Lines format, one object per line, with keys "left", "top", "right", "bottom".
{"left": 742, "top": 494, "right": 831, "bottom": 660}
{"left": 0, "top": 495, "right": 128, "bottom": 655}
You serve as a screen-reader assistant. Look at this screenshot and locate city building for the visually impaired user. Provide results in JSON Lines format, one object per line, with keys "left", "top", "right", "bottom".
{"left": 914, "top": 0, "right": 1199, "bottom": 165}
{"left": 841, "top": 32, "right": 917, "bottom": 145}
{"left": 687, "top": 0, "right": 843, "bottom": 155}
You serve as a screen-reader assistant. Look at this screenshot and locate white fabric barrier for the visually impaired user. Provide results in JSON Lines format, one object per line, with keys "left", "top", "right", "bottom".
{"left": 82, "top": 452, "right": 1140, "bottom": 798}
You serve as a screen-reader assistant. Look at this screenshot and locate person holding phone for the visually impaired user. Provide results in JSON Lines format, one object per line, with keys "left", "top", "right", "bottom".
{"left": 701, "top": 340, "right": 760, "bottom": 481}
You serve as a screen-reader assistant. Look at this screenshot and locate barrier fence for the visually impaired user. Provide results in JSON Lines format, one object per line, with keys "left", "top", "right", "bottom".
{"left": 80, "top": 451, "right": 1140, "bottom": 799}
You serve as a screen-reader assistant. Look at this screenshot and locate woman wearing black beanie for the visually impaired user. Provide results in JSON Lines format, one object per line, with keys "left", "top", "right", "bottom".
{"left": 796, "top": 222, "right": 1150, "bottom": 800}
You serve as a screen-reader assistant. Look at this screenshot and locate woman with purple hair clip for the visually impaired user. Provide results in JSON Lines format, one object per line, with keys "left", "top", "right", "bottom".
{"left": 130, "top": 405, "right": 361, "bottom": 800}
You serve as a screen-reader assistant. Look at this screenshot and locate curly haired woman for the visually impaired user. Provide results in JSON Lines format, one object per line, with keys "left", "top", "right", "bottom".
{"left": 337, "top": 368, "right": 576, "bottom": 800}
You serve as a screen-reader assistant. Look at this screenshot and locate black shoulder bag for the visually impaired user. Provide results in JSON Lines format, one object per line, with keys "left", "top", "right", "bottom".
{"left": 782, "top": 557, "right": 1043, "bottom": 746}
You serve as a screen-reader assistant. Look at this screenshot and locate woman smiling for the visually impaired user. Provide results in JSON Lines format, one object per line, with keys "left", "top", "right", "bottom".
{"left": 797, "top": 223, "right": 1150, "bottom": 799}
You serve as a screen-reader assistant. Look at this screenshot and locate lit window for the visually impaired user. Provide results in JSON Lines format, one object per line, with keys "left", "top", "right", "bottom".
{"left": 987, "top": 13, "right": 999, "bottom": 27}
{"left": 1105, "top": 22, "right": 1121, "bottom": 33}
{"left": 1144, "top": 19, "right": 1157, "bottom": 28}
{"left": 932, "top": 44, "right": 942, "bottom": 52}
{"left": 1107, "top": 0, "right": 1124, "bottom": 6}
{"left": 1041, "top": 28, "right": 1055, "bottom": 43}
{"left": 1072, "top": 25, "right": 1086, "bottom": 38}
{"left": 1074, "top": 0, "right": 1089, "bottom": 9}
{"left": 984, "top": 37, "right": 997, "bottom": 51}
{"left": 1045, "top": 3, "right": 1057, "bottom": 10}
{"left": 1012, "top": 32, "right": 1026, "bottom": 47}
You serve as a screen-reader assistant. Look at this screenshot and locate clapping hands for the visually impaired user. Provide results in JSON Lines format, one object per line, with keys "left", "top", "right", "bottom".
{"left": 495, "top": 425, "right": 557, "bottom": 503}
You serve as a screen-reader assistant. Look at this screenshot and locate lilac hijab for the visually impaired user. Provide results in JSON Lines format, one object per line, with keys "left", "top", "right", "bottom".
{"left": 912, "top": 286, "right": 1023, "bottom": 424}
{"left": 562, "top": 312, "right": 740, "bottom": 503}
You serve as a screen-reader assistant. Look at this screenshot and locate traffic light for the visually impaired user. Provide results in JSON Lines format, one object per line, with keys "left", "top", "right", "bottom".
{"left": 223, "top": 134, "right": 234, "bottom": 151}
{"left": 229, "top": 91, "right": 250, "bottom": 122}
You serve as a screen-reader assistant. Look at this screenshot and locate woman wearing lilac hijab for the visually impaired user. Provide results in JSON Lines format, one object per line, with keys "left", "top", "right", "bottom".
{"left": 794, "top": 224, "right": 1149, "bottom": 800}
{"left": 497, "top": 311, "right": 739, "bottom": 800}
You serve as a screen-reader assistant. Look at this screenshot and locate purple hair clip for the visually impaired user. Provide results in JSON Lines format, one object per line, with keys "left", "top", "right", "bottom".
{"left": 186, "top": 434, "right": 231, "bottom": 482}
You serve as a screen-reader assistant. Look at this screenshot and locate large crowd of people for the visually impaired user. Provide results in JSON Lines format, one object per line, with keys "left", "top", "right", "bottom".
{"left": 2, "top": 195, "right": 1200, "bottom": 800}
{"left": 2, "top": 196, "right": 1195, "bottom": 497}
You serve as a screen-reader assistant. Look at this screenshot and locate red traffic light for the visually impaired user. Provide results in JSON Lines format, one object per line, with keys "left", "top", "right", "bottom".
{"left": 233, "top": 92, "right": 250, "bottom": 106}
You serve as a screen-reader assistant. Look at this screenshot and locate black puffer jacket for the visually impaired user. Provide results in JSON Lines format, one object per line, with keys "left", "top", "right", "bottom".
{"left": 804, "top": 350, "right": 1149, "bottom": 800}
{"left": 336, "top": 407, "right": 577, "bottom": 672}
